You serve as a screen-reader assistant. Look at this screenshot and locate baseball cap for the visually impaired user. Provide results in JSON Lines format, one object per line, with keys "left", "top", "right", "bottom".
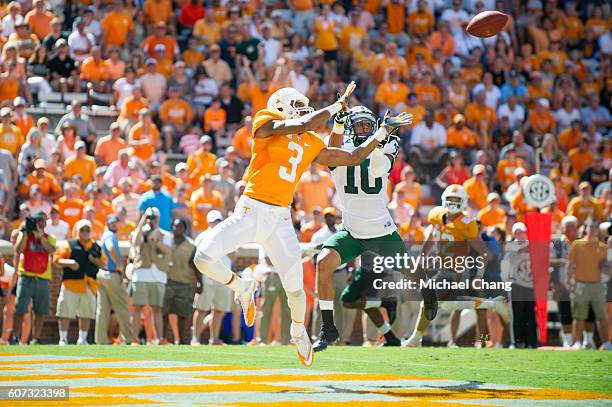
{"left": 487, "top": 192, "right": 500, "bottom": 203}
{"left": 579, "top": 181, "right": 590, "bottom": 190}
{"left": 74, "top": 140, "right": 86, "bottom": 150}
{"left": 512, "top": 222, "right": 527, "bottom": 234}
{"left": 75, "top": 16, "right": 85, "bottom": 25}
{"left": 34, "top": 158, "right": 47, "bottom": 169}
{"left": 453, "top": 114, "right": 465, "bottom": 124}
{"left": 75, "top": 219, "right": 92, "bottom": 231}
{"left": 514, "top": 167, "right": 527, "bottom": 177}
{"left": 14, "top": 16, "right": 27, "bottom": 27}
{"left": 145, "top": 207, "right": 160, "bottom": 217}
{"left": 206, "top": 210, "right": 224, "bottom": 224}
{"left": 472, "top": 164, "right": 486, "bottom": 175}
{"left": 175, "top": 162, "right": 188, "bottom": 173}
{"left": 200, "top": 135, "right": 212, "bottom": 144}
{"left": 37, "top": 117, "right": 49, "bottom": 126}
{"left": 109, "top": 122, "right": 120, "bottom": 130}
{"left": 537, "top": 98, "right": 550, "bottom": 108}
{"left": 145, "top": 58, "right": 157, "bottom": 66}
{"left": 55, "top": 38, "right": 67, "bottom": 48}
{"left": 13, "top": 96, "right": 25, "bottom": 107}
{"left": 106, "top": 214, "right": 119, "bottom": 225}
{"left": 0, "top": 107, "right": 11, "bottom": 117}
{"left": 322, "top": 207, "right": 337, "bottom": 216}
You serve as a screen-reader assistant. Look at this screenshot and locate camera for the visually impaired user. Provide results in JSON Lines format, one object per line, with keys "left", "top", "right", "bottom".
{"left": 89, "top": 242, "right": 102, "bottom": 258}
{"left": 24, "top": 216, "right": 38, "bottom": 233}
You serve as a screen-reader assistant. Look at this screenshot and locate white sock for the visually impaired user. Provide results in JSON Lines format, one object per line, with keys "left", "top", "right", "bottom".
{"left": 286, "top": 289, "right": 307, "bottom": 324}
{"left": 561, "top": 332, "right": 572, "bottom": 346}
{"left": 409, "top": 330, "right": 423, "bottom": 340}
{"left": 377, "top": 322, "right": 391, "bottom": 335}
{"left": 364, "top": 299, "right": 382, "bottom": 309}
{"left": 78, "top": 330, "right": 88, "bottom": 341}
{"left": 584, "top": 331, "right": 594, "bottom": 345}
{"left": 59, "top": 330, "right": 68, "bottom": 342}
{"left": 319, "top": 300, "right": 334, "bottom": 310}
{"left": 290, "top": 321, "right": 305, "bottom": 337}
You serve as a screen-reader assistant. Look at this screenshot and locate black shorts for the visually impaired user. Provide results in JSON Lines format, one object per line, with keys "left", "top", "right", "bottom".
{"left": 323, "top": 49, "right": 338, "bottom": 61}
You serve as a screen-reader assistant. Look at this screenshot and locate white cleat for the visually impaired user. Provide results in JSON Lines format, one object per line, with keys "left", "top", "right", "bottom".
{"left": 402, "top": 333, "right": 423, "bottom": 348}
{"left": 235, "top": 278, "right": 257, "bottom": 327}
{"left": 76, "top": 338, "right": 89, "bottom": 345}
{"left": 291, "top": 323, "right": 314, "bottom": 367}
{"left": 58, "top": 339, "right": 68, "bottom": 346}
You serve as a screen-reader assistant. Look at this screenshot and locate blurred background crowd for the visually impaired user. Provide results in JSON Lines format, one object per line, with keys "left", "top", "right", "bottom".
{"left": 0, "top": 0, "right": 610, "bottom": 349}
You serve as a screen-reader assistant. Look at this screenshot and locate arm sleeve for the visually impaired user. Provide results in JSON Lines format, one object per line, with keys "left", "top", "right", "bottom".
{"left": 370, "top": 146, "right": 392, "bottom": 178}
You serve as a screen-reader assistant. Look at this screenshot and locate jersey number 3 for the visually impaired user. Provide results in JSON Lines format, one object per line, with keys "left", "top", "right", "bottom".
{"left": 344, "top": 159, "right": 382, "bottom": 194}
{"left": 279, "top": 141, "right": 304, "bottom": 182}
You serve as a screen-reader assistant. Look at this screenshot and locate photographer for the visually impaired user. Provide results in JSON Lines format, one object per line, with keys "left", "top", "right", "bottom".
{"left": 130, "top": 207, "right": 172, "bottom": 345}
{"left": 13, "top": 212, "right": 56, "bottom": 344}
{"left": 53, "top": 220, "right": 105, "bottom": 345}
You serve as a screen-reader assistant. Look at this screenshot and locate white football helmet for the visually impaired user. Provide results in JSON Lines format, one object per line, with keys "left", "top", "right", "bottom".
{"left": 442, "top": 184, "right": 467, "bottom": 214}
{"left": 267, "top": 88, "right": 314, "bottom": 119}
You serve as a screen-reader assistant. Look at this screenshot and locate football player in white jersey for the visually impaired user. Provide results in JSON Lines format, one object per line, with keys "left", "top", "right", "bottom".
{"left": 314, "top": 106, "right": 438, "bottom": 352}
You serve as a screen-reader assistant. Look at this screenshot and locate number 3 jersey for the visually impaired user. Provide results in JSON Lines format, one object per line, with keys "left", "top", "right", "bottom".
{"left": 245, "top": 109, "right": 326, "bottom": 207}
{"left": 330, "top": 134, "right": 400, "bottom": 239}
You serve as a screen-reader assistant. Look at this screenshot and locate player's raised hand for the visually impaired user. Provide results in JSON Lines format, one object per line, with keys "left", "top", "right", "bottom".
{"left": 338, "top": 81, "right": 356, "bottom": 110}
{"left": 382, "top": 111, "right": 413, "bottom": 128}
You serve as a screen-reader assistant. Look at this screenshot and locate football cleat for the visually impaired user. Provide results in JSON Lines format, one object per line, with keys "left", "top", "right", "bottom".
{"left": 421, "top": 287, "right": 438, "bottom": 321}
{"left": 235, "top": 278, "right": 257, "bottom": 327}
{"left": 402, "top": 332, "right": 423, "bottom": 348}
{"left": 291, "top": 323, "right": 314, "bottom": 367}
{"left": 313, "top": 324, "right": 340, "bottom": 353}
{"left": 380, "top": 332, "right": 401, "bottom": 347}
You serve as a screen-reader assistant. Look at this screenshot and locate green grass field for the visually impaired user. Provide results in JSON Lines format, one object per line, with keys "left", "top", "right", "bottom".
{"left": 3, "top": 345, "right": 611, "bottom": 394}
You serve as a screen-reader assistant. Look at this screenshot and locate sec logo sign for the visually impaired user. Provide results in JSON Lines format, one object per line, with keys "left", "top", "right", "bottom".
{"left": 522, "top": 175, "right": 555, "bottom": 208}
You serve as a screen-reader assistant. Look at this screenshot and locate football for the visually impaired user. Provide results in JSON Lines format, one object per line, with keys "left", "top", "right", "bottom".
{"left": 466, "top": 10, "right": 509, "bottom": 38}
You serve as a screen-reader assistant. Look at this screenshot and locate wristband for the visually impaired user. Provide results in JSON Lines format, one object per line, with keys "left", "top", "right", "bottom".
{"left": 332, "top": 120, "right": 344, "bottom": 134}
{"left": 373, "top": 126, "right": 388, "bottom": 142}
{"left": 326, "top": 101, "right": 342, "bottom": 117}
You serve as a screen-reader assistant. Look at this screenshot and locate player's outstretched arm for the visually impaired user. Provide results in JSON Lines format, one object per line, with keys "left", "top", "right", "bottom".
{"left": 255, "top": 81, "right": 356, "bottom": 139}
{"left": 315, "top": 112, "right": 412, "bottom": 167}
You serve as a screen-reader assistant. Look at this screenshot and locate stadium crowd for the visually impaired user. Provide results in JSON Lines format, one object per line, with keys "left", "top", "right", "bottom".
{"left": 0, "top": 0, "right": 610, "bottom": 348}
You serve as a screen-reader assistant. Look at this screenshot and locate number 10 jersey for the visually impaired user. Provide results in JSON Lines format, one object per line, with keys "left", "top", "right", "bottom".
{"left": 245, "top": 109, "right": 326, "bottom": 207}
{"left": 329, "top": 135, "right": 400, "bottom": 239}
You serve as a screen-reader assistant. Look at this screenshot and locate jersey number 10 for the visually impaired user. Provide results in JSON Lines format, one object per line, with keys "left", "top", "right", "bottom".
{"left": 344, "top": 159, "right": 382, "bottom": 195}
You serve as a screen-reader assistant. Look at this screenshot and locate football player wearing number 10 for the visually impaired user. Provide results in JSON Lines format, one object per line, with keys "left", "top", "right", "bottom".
{"left": 313, "top": 106, "right": 438, "bottom": 352}
{"left": 194, "top": 82, "right": 410, "bottom": 366}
